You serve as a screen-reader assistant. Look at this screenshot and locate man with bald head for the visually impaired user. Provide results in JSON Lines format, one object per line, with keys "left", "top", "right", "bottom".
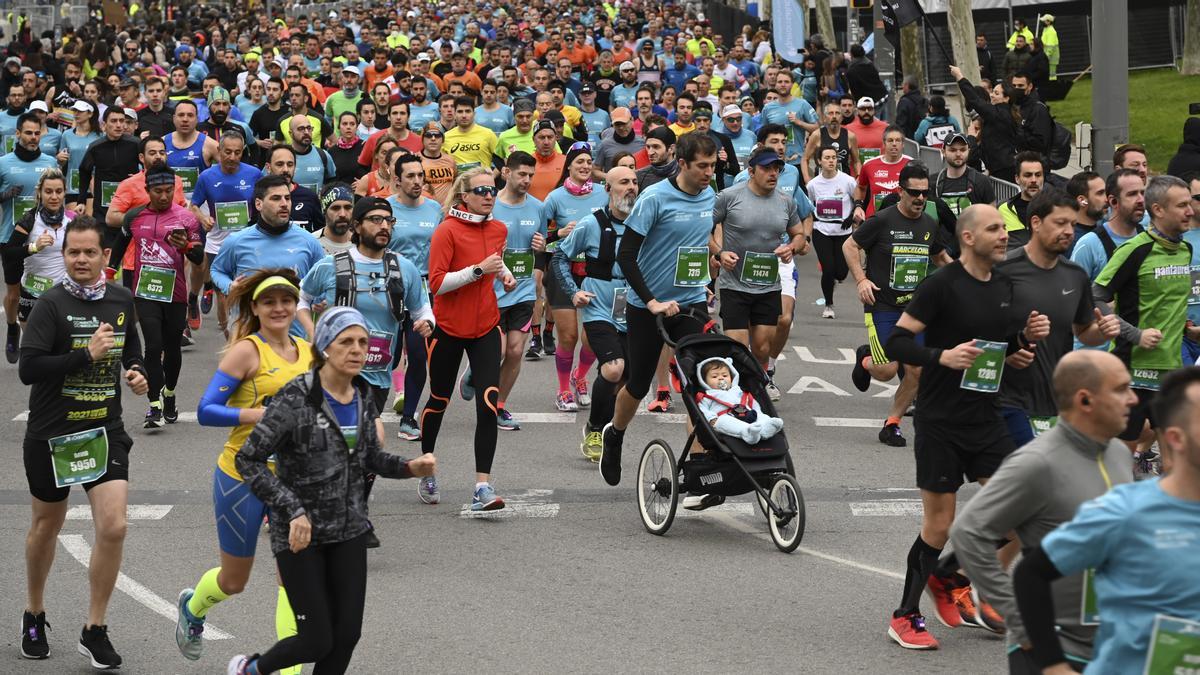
{"left": 552, "top": 165, "right": 639, "bottom": 460}
{"left": 880, "top": 203, "right": 1052, "bottom": 650}
{"left": 288, "top": 114, "right": 335, "bottom": 194}
{"left": 952, "top": 350, "right": 1136, "bottom": 673}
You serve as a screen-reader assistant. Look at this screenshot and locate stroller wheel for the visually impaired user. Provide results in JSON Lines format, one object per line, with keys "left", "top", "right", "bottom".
{"left": 756, "top": 456, "right": 796, "bottom": 518}
{"left": 637, "top": 439, "right": 679, "bottom": 536}
{"left": 766, "top": 474, "right": 806, "bottom": 553}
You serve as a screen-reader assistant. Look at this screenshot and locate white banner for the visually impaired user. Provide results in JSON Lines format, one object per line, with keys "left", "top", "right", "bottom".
{"left": 774, "top": 0, "right": 806, "bottom": 64}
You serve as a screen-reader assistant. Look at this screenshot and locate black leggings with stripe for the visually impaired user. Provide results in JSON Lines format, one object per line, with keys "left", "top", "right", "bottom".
{"left": 420, "top": 325, "right": 501, "bottom": 473}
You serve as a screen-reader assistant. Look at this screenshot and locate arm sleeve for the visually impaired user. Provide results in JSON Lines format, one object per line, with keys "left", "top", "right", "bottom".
{"left": 121, "top": 307, "right": 145, "bottom": 372}
{"left": 196, "top": 369, "right": 246, "bottom": 426}
{"left": 551, "top": 246, "right": 580, "bottom": 298}
{"left": 234, "top": 390, "right": 306, "bottom": 521}
{"left": 78, "top": 147, "right": 95, "bottom": 202}
{"left": 885, "top": 324, "right": 943, "bottom": 368}
{"left": 1012, "top": 546, "right": 1067, "bottom": 668}
{"left": 425, "top": 222, "right": 452, "bottom": 295}
{"left": 1092, "top": 281, "right": 1143, "bottom": 344}
{"left": 616, "top": 229, "right": 655, "bottom": 305}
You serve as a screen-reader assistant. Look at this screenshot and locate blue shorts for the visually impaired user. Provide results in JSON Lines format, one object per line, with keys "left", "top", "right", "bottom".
{"left": 213, "top": 467, "right": 269, "bottom": 558}
{"left": 865, "top": 310, "right": 922, "bottom": 365}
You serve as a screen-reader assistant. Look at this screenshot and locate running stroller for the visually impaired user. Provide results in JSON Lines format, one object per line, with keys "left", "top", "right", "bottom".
{"left": 636, "top": 311, "right": 805, "bottom": 552}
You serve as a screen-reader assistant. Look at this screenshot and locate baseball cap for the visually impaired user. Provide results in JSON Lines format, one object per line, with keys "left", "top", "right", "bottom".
{"left": 856, "top": 96, "right": 875, "bottom": 109}
{"left": 748, "top": 147, "right": 785, "bottom": 168}
{"left": 417, "top": 53, "right": 431, "bottom": 62}
{"left": 71, "top": 100, "right": 94, "bottom": 113}
{"left": 720, "top": 104, "right": 743, "bottom": 119}
{"left": 619, "top": 61, "right": 636, "bottom": 72}
{"left": 118, "top": 78, "right": 138, "bottom": 90}
{"left": 28, "top": 100, "right": 48, "bottom": 113}
{"left": 513, "top": 98, "right": 536, "bottom": 114}
{"left": 533, "top": 119, "right": 557, "bottom": 135}
{"left": 343, "top": 64, "right": 362, "bottom": 77}
{"left": 123, "top": 107, "right": 138, "bottom": 121}
{"left": 693, "top": 107, "right": 713, "bottom": 120}
{"left": 352, "top": 196, "right": 392, "bottom": 222}
{"left": 579, "top": 83, "right": 596, "bottom": 95}
{"left": 243, "top": 52, "right": 261, "bottom": 62}
{"left": 944, "top": 132, "right": 970, "bottom": 147}
{"left": 4, "top": 56, "right": 20, "bottom": 67}
{"left": 543, "top": 110, "right": 566, "bottom": 124}
{"left": 610, "top": 106, "right": 632, "bottom": 123}
{"left": 1041, "top": 14, "right": 1055, "bottom": 23}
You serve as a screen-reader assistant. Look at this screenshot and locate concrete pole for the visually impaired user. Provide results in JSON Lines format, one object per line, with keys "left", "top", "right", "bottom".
{"left": 873, "top": 1, "right": 896, "bottom": 119}
{"left": 947, "top": 0, "right": 981, "bottom": 86}
{"left": 1183, "top": 0, "right": 1200, "bottom": 75}
{"left": 1092, "top": 0, "right": 1128, "bottom": 177}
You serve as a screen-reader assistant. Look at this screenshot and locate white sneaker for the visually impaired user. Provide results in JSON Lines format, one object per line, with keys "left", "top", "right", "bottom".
{"left": 765, "top": 379, "right": 782, "bottom": 401}
{"left": 822, "top": 306, "right": 836, "bottom": 319}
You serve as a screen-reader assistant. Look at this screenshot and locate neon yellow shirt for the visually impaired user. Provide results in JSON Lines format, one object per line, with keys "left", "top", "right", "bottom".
{"left": 444, "top": 124, "right": 499, "bottom": 170}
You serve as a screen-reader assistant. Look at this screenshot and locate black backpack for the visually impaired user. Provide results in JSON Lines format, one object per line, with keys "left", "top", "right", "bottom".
{"left": 583, "top": 208, "right": 620, "bottom": 281}
{"left": 332, "top": 250, "right": 408, "bottom": 324}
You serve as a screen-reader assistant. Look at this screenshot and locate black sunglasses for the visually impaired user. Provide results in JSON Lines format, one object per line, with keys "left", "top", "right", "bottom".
{"left": 903, "top": 187, "right": 930, "bottom": 198}
{"left": 469, "top": 185, "right": 498, "bottom": 197}
{"left": 423, "top": 131, "right": 443, "bottom": 138}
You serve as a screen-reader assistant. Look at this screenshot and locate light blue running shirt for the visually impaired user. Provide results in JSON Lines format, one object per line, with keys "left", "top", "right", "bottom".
{"left": 623, "top": 177, "right": 716, "bottom": 309}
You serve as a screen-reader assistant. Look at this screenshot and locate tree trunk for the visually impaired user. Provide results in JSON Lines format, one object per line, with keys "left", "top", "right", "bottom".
{"left": 1183, "top": 0, "right": 1200, "bottom": 75}
{"left": 947, "top": 0, "right": 982, "bottom": 85}
{"left": 815, "top": 0, "right": 837, "bottom": 51}
{"left": 900, "top": 22, "right": 926, "bottom": 90}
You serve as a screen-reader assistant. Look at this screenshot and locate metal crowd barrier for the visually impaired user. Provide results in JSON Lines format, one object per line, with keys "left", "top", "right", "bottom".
{"left": 902, "top": 138, "right": 1019, "bottom": 205}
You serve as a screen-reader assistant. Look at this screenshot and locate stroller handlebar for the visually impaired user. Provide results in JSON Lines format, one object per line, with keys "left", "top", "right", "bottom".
{"left": 654, "top": 307, "right": 716, "bottom": 348}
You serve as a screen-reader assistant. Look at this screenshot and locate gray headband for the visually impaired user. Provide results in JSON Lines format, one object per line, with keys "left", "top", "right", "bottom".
{"left": 314, "top": 306, "right": 368, "bottom": 354}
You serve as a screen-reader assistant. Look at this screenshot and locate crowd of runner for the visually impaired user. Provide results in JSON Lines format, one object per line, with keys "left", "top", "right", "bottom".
{"left": 5, "top": 0, "right": 1200, "bottom": 672}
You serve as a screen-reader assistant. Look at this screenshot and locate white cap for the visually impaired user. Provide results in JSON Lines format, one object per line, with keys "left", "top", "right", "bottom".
{"left": 856, "top": 96, "right": 875, "bottom": 108}
{"left": 123, "top": 107, "right": 138, "bottom": 120}
{"left": 28, "top": 100, "right": 49, "bottom": 113}
{"left": 70, "top": 100, "right": 93, "bottom": 113}
{"left": 342, "top": 64, "right": 362, "bottom": 77}
{"left": 417, "top": 53, "right": 432, "bottom": 62}
{"left": 720, "top": 104, "right": 742, "bottom": 119}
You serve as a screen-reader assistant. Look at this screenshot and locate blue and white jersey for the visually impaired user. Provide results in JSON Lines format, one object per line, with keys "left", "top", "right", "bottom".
{"left": 558, "top": 209, "right": 627, "bottom": 328}
{"left": 386, "top": 195, "right": 443, "bottom": 276}
{"left": 492, "top": 194, "right": 547, "bottom": 308}
{"left": 761, "top": 97, "right": 817, "bottom": 162}
{"left": 0, "top": 152, "right": 58, "bottom": 242}
{"left": 474, "top": 104, "right": 514, "bottom": 136}
{"left": 623, "top": 178, "right": 716, "bottom": 309}
{"left": 580, "top": 109, "right": 611, "bottom": 144}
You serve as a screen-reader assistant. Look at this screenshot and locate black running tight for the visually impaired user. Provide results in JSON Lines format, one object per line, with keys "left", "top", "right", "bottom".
{"left": 256, "top": 533, "right": 368, "bottom": 675}
{"left": 420, "top": 325, "right": 501, "bottom": 473}
{"left": 134, "top": 299, "right": 187, "bottom": 397}
{"left": 812, "top": 230, "right": 850, "bottom": 306}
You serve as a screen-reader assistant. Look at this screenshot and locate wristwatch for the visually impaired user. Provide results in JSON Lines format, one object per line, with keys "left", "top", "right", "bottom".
{"left": 471, "top": 266, "right": 484, "bottom": 280}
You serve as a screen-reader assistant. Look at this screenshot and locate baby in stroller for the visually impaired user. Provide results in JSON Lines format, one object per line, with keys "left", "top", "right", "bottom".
{"left": 696, "top": 357, "right": 784, "bottom": 445}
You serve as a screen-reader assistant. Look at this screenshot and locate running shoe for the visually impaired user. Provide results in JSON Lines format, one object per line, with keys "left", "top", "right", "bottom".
{"left": 175, "top": 588, "right": 205, "bottom": 661}
{"left": 227, "top": 654, "right": 252, "bottom": 675}
{"left": 879, "top": 422, "right": 906, "bottom": 447}
{"left": 1133, "top": 447, "right": 1161, "bottom": 481}
{"left": 417, "top": 475, "right": 440, "bottom": 504}
{"left": 187, "top": 296, "right": 202, "bottom": 331}
{"left": 555, "top": 390, "right": 578, "bottom": 412}
{"left": 525, "top": 334, "right": 542, "bottom": 360}
{"left": 471, "top": 483, "right": 506, "bottom": 511}
{"left": 459, "top": 369, "right": 475, "bottom": 401}
{"left": 822, "top": 306, "right": 836, "bottom": 319}
{"left": 542, "top": 329, "right": 557, "bottom": 355}
{"left": 79, "top": 624, "right": 123, "bottom": 669}
{"left": 573, "top": 376, "right": 591, "bottom": 408}
{"left": 200, "top": 288, "right": 214, "bottom": 315}
{"left": 682, "top": 492, "right": 726, "bottom": 511}
{"left": 851, "top": 344, "right": 872, "bottom": 392}
{"left": 887, "top": 612, "right": 939, "bottom": 650}
{"left": 924, "top": 574, "right": 964, "bottom": 628}
{"left": 969, "top": 586, "right": 1006, "bottom": 633}
{"left": 182, "top": 327, "right": 195, "bottom": 348}
{"left": 497, "top": 408, "right": 521, "bottom": 430}
{"left": 20, "top": 610, "right": 49, "bottom": 659}
{"left": 397, "top": 416, "right": 421, "bottom": 441}
{"left": 392, "top": 392, "right": 405, "bottom": 415}
{"left": 765, "top": 378, "right": 782, "bottom": 401}
{"left": 6, "top": 323, "right": 19, "bottom": 364}
{"left": 599, "top": 423, "right": 623, "bottom": 486}
{"left": 952, "top": 584, "right": 979, "bottom": 626}
{"left": 646, "top": 388, "right": 671, "bottom": 412}
{"left": 581, "top": 425, "right": 602, "bottom": 462}
{"left": 162, "top": 390, "right": 178, "bottom": 424}
{"left": 144, "top": 404, "right": 164, "bottom": 429}
{"left": 364, "top": 529, "right": 381, "bottom": 549}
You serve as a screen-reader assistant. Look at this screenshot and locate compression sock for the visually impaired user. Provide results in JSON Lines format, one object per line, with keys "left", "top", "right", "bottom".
{"left": 203, "top": 280, "right": 215, "bottom": 292}
{"left": 498, "top": 399, "right": 506, "bottom": 410}
{"left": 589, "top": 374, "right": 619, "bottom": 429}
{"left": 574, "top": 346, "right": 596, "bottom": 380}
{"left": 897, "top": 535, "right": 942, "bottom": 617}
{"left": 886, "top": 416, "right": 902, "bottom": 427}
{"left": 555, "top": 351, "right": 573, "bottom": 392}
{"left": 276, "top": 586, "right": 301, "bottom": 675}
{"left": 188, "top": 292, "right": 198, "bottom": 305}
{"left": 392, "top": 368, "right": 404, "bottom": 392}
{"left": 187, "top": 567, "right": 230, "bottom": 618}
{"left": 532, "top": 324, "right": 541, "bottom": 337}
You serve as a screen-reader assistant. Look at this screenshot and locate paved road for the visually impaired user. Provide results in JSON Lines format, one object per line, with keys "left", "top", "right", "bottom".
{"left": 0, "top": 261, "right": 1004, "bottom": 674}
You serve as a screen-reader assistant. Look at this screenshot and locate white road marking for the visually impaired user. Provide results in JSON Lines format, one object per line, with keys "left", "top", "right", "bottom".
{"left": 812, "top": 417, "right": 880, "bottom": 428}
{"left": 67, "top": 504, "right": 173, "bottom": 520}
{"left": 849, "top": 500, "right": 924, "bottom": 517}
{"left": 57, "top": 535, "right": 233, "bottom": 640}
{"left": 786, "top": 376, "right": 851, "bottom": 397}
{"left": 792, "top": 346, "right": 857, "bottom": 364}
{"left": 459, "top": 488, "right": 560, "bottom": 519}
{"left": 707, "top": 513, "right": 906, "bottom": 581}
{"left": 872, "top": 381, "right": 899, "bottom": 398}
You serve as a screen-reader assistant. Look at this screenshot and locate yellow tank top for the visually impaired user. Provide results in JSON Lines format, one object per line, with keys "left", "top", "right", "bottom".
{"left": 217, "top": 334, "right": 313, "bottom": 480}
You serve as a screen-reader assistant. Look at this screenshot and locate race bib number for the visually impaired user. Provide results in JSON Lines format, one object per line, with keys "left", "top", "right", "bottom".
{"left": 1080, "top": 568, "right": 1100, "bottom": 626}
{"left": 100, "top": 181, "right": 119, "bottom": 207}
{"left": 22, "top": 273, "right": 54, "bottom": 297}
{"left": 943, "top": 194, "right": 972, "bottom": 217}
{"left": 1131, "top": 368, "right": 1165, "bottom": 391}
{"left": 3, "top": 136, "right": 14, "bottom": 153}
{"left": 215, "top": 201, "right": 250, "bottom": 231}
{"left": 300, "top": 182, "right": 319, "bottom": 195}
{"left": 873, "top": 191, "right": 888, "bottom": 212}
{"left": 1029, "top": 415, "right": 1058, "bottom": 437}
{"left": 48, "top": 427, "right": 108, "bottom": 488}
{"left": 890, "top": 244, "right": 930, "bottom": 292}
{"left": 860, "top": 147, "right": 881, "bottom": 162}
{"left": 364, "top": 329, "right": 393, "bottom": 372}
{"left": 135, "top": 264, "right": 177, "bottom": 302}
{"left": 960, "top": 339, "right": 1007, "bottom": 393}
{"left": 816, "top": 198, "right": 844, "bottom": 221}
{"left": 12, "top": 195, "right": 36, "bottom": 223}
{"left": 1143, "top": 615, "right": 1200, "bottom": 675}
{"left": 504, "top": 248, "right": 533, "bottom": 280}
{"left": 69, "top": 169, "right": 80, "bottom": 193}
{"left": 674, "top": 246, "right": 711, "bottom": 287}
{"left": 175, "top": 167, "right": 199, "bottom": 194}
{"left": 740, "top": 251, "right": 780, "bottom": 286}
{"left": 612, "top": 287, "right": 628, "bottom": 324}
{"left": 1188, "top": 265, "right": 1200, "bottom": 306}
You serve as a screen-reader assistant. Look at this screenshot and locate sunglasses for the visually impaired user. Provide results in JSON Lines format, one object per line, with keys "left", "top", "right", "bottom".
{"left": 903, "top": 187, "right": 930, "bottom": 198}
{"left": 568, "top": 141, "right": 592, "bottom": 152}
{"left": 363, "top": 215, "right": 396, "bottom": 226}
{"left": 423, "top": 131, "right": 443, "bottom": 138}
{"left": 469, "top": 185, "right": 499, "bottom": 197}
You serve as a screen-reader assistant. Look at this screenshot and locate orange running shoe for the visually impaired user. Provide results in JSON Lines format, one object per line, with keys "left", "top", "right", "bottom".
{"left": 924, "top": 575, "right": 964, "bottom": 628}
{"left": 970, "top": 586, "right": 1007, "bottom": 633}
{"left": 888, "top": 612, "right": 939, "bottom": 650}
{"left": 952, "top": 585, "right": 979, "bottom": 626}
